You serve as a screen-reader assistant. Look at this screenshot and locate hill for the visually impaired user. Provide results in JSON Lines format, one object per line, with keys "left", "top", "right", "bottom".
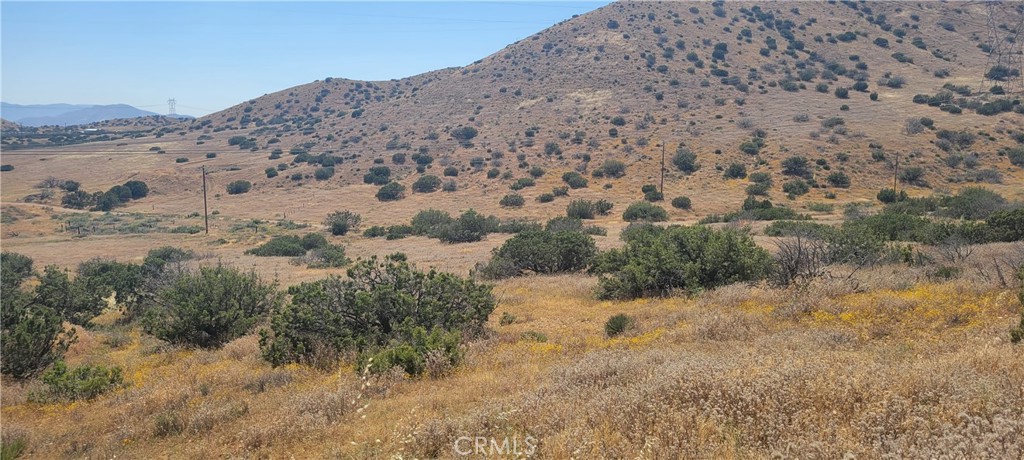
{"left": 2, "top": 1, "right": 1022, "bottom": 223}
{"left": 0, "top": 102, "right": 191, "bottom": 127}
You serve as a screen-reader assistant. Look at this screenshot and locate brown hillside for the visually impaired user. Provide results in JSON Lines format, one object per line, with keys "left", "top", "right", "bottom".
{"left": 2, "top": 0, "right": 1022, "bottom": 223}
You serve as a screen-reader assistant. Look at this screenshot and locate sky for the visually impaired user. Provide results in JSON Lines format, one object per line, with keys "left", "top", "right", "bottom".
{"left": 1, "top": 1, "right": 609, "bottom": 116}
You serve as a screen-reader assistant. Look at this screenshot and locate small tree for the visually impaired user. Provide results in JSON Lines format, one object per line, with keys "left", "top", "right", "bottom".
{"left": 412, "top": 175, "right": 442, "bottom": 193}
{"left": 324, "top": 211, "right": 361, "bottom": 236}
{"left": 226, "top": 180, "right": 252, "bottom": 195}
{"left": 144, "top": 265, "right": 281, "bottom": 348}
{"left": 622, "top": 202, "right": 668, "bottom": 222}
{"left": 478, "top": 230, "right": 596, "bottom": 278}
{"left": 376, "top": 182, "right": 406, "bottom": 201}
{"left": 672, "top": 146, "right": 700, "bottom": 174}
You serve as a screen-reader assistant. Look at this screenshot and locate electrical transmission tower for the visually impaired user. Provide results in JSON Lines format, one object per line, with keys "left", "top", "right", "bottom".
{"left": 980, "top": 1, "right": 1024, "bottom": 93}
{"left": 167, "top": 98, "right": 177, "bottom": 115}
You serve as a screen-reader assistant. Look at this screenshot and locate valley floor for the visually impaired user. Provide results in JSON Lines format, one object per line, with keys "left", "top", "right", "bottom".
{"left": 3, "top": 270, "right": 1022, "bottom": 459}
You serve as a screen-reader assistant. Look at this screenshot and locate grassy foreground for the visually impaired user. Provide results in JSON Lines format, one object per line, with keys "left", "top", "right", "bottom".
{"left": 1, "top": 266, "right": 1022, "bottom": 459}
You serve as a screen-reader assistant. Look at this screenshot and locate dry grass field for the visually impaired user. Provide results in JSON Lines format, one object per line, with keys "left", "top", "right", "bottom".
{"left": 1, "top": 264, "right": 1022, "bottom": 459}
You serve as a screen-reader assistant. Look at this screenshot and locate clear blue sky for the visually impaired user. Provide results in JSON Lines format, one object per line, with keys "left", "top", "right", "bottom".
{"left": 1, "top": 1, "right": 608, "bottom": 116}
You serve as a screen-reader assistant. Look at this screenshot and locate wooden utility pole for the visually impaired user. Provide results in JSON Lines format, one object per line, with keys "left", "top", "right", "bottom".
{"left": 660, "top": 140, "right": 666, "bottom": 193}
{"left": 893, "top": 151, "right": 900, "bottom": 194}
{"left": 202, "top": 166, "right": 209, "bottom": 234}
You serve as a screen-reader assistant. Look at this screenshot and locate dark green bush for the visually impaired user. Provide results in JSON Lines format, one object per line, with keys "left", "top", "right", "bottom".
{"left": 567, "top": 199, "right": 596, "bottom": 219}
{"left": 672, "top": 146, "right": 700, "bottom": 173}
{"left": 144, "top": 265, "right": 281, "bottom": 348}
{"left": 314, "top": 167, "right": 335, "bottom": 181}
{"left": 412, "top": 175, "right": 442, "bottom": 193}
{"left": 783, "top": 179, "right": 810, "bottom": 196}
{"left": 434, "top": 210, "right": 493, "bottom": 243}
{"left": 363, "top": 166, "right": 391, "bottom": 185}
{"left": 939, "top": 187, "right": 1006, "bottom": 220}
{"left": 593, "top": 225, "right": 772, "bottom": 299}
{"left": 226, "top": 180, "right": 252, "bottom": 195}
{"left": 324, "top": 211, "right": 361, "bottom": 236}
{"left": 537, "top": 193, "right": 555, "bottom": 203}
{"left": 562, "top": 171, "right": 588, "bottom": 189}
{"left": 622, "top": 202, "right": 668, "bottom": 222}
{"left": 246, "top": 236, "right": 307, "bottom": 257}
{"left": 376, "top": 182, "right": 406, "bottom": 201}
{"left": 826, "top": 171, "right": 851, "bottom": 188}
{"left": 260, "top": 254, "right": 494, "bottom": 373}
{"left": 671, "top": 196, "right": 692, "bottom": 210}
{"left": 304, "top": 244, "right": 350, "bottom": 269}
{"left": 1, "top": 253, "right": 76, "bottom": 380}
{"left": 781, "top": 156, "right": 811, "bottom": 177}
{"left": 605, "top": 314, "right": 633, "bottom": 337}
{"left": 724, "top": 163, "right": 747, "bottom": 179}
{"left": 509, "top": 177, "right": 536, "bottom": 190}
{"left": 411, "top": 209, "right": 454, "bottom": 235}
{"left": 443, "top": 166, "right": 459, "bottom": 177}
{"left": 986, "top": 208, "right": 1024, "bottom": 242}
{"left": 478, "top": 229, "right": 597, "bottom": 279}
{"left": 500, "top": 193, "right": 525, "bottom": 208}
{"left": 877, "top": 188, "right": 908, "bottom": 203}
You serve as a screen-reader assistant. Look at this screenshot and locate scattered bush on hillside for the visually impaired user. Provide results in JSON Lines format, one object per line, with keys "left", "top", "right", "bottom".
{"left": 605, "top": 314, "right": 634, "bottom": 338}
{"left": 29, "top": 360, "right": 123, "bottom": 402}
{"left": 144, "top": 265, "right": 281, "bottom": 348}
{"left": 724, "top": 163, "right": 747, "bottom": 179}
{"left": 260, "top": 254, "right": 495, "bottom": 375}
{"left": 412, "top": 175, "right": 442, "bottom": 193}
{"left": 622, "top": 202, "right": 668, "bottom": 222}
{"left": 562, "top": 171, "right": 589, "bottom": 189}
{"left": 477, "top": 229, "right": 597, "bottom": 279}
{"left": 594, "top": 159, "right": 627, "bottom": 178}
{"left": 363, "top": 166, "right": 391, "bottom": 185}
{"left": 671, "top": 196, "right": 692, "bottom": 210}
{"left": 324, "top": 211, "right": 361, "bottom": 236}
{"left": 500, "top": 193, "right": 525, "bottom": 208}
{"left": 226, "top": 180, "right": 252, "bottom": 195}
{"left": 673, "top": 145, "right": 700, "bottom": 173}
{"left": 376, "top": 182, "right": 406, "bottom": 201}
{"left": 592, "top": 225, "right": 772, "bottom": 299}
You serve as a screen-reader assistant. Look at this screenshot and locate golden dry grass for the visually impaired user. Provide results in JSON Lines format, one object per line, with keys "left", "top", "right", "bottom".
{"left": 2, "top": 267, "right": 1022, "bottom": 459}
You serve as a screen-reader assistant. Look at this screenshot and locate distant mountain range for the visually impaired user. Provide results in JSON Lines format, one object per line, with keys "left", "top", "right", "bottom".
{"left": 0, "top": 102, "right": 193, "bottom": 127}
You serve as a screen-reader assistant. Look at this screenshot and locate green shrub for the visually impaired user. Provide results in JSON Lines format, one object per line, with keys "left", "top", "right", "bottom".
{"left": 672, "top": 146, "right": 700, "bottom": 173}
{"left": 0, "top": 164, "right": 13, "bottom": 172}
{"left": 986, "top": 209, "right": 1024, "bottom": 242}
{"left": 226, "top": 180, "right": 251, "bottom": 195}
{"left": 593, "top": 225, "right": 772, "bottom": 299}
{"left": 562, "top": 171, "right": 588, "bottom": 189}
{"left": 30, "top": 360, "right": 123, "bottom": 402}
{"left": 782, "top": 179, "right": 810, "bottom": 196}
{"left": 433, "top": 210, "right": 493, "bottom": 243}
{"left": 567, "top": 199, "right": 596, "bottom": 219}
{"left": 898, "top": 167, "right": 925, "bottom": 185}
{"left": 622, "top": 202, "right": 668, "bottom": 222}
{"left": 605, "top": 314, "right": 633, "bottom": 337}
{"left": 877, "top": 188, "right": 908, "bottom": 203}
{"left": 781, "top": 156, "right": 811, "bottom": 177}
{"left": 477, "top": 230, "right": 597, "bottom": 279}
{"left": 443, "top": 166, "right": 459, "bottom": 177}
{"left": 500, "top": 193, "right": 525, "bottom": 208}
{"left": 537, "top": 193, "right": 555, "bottom": 203}
{"left": 246, "top": 236, "right": 307, "bottom": 257}
{"left": 939, "top": 187, "right": 1006, "bottom": 220}
{"left": 144, "top": 265, "right": 281, "bottom": 348}
{"left": 260, "top": 254, "right": 494, "bottom": 372}
{"left": 529, "top": 166, "right": 546, "bottom": 178}
{"left": 412, "top": 175, "right": 442, "bottom": 193}
{"left": 671, "top": 196, "right": 692, "bottom": 210}
{"left": 1, "top": 254, "right": 76, "bottom": 380}
{"left": 595, "top": 159, "right": 627, "bottom": 178}
{"left": 265, "top": 168, "right": 278, "bottom": 178}
{"left": 363, "top": 166, "right": 391, "bottom": 185}
{"left": 358, "top": 327, "right": 463, "bottom": 376}
{"left": 304, "top": 244, "right": 350, "bottom": 269}
{"left": 724, "top": 163, "right": 747, "bottom": 179}
{"left": 314, "top": 167, "right": 335, "bottom": 181}
{"left": 376, "top": 182, "right": 406, "bottom": 201}
{"left": 324, "top": 211, "right": 361, "bottom": 236}
{"left": 487, "top": 168, "right": 500, "bottom": 179}
{"left": 509, "top": 177, "right": 536, "bottom": 190}
{"left": 411, "top": 209, "right": 453, "bottom": 235}
{"left": 826, "top": 171, "right": 851, "bottom": 188}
